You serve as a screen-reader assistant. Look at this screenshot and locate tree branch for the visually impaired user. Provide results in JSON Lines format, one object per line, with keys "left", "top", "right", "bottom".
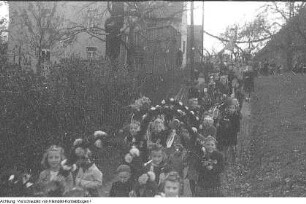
{"left": 204, "top": 30, "right": 272, "bottom": 44}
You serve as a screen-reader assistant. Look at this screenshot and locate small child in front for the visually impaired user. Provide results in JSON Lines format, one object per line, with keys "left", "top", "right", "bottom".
{"left": 155, "top": 171, "right": 182, "bottom": 197}
{"left": 195, "top": 136, "right": 224, "bottom": 197}
{"left": 109, "top": 165, "right": 134, "bottom": 197}
{"left": 37, "top": 145, "right": 73, "bottom": 196}
{"left": 75, "top": 148, "right": 103, "bottom": 197}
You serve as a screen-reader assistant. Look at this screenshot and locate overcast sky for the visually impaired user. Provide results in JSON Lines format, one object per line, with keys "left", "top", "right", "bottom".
{"left": 188, "top": 1, "right": 274, "bottom": 53}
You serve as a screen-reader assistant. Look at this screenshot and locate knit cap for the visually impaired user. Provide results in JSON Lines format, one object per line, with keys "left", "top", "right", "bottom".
{"left": 116, "top": 164, "right": 131, "bottom": 174}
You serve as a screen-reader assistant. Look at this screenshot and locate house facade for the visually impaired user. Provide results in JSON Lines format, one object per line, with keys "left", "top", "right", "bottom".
{"left": 187, "top": 25, "right": 203, "bottom": 64}
{"left": 8, "top": 1, "right": 187, "bottom": 74}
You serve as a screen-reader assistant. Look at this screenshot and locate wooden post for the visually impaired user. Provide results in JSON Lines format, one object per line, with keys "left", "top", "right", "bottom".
{"left": 201, "top": 1, "right": 204, "bottom": 63}
{"left": 190, "top": 1, "right": 195, "bottom": 81}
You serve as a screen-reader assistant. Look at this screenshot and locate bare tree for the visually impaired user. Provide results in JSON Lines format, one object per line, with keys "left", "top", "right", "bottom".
{"left": 10, "top": 2, "right": 66, "bottom": 74}
{"left": 256, "top": 2, "right": 306, "bottom": 69}
{"left": 62, "top": 1, "right": 188, "bottom": 89}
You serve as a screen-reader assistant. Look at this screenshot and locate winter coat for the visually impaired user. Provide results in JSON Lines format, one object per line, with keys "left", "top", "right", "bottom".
{"left": 199, "top": 125, "right": 217, "bottom": 138}
{"left": 216, "top": 111, "right": 241, "bottom": 147}
{"left": 142, "top": 161, "right": 172, "bottom": 186}
{"left": 196, "top": 150, "right": 224, "bottom": 189}
{"left": 75, "top": 163, "right": 103, "bottom": 197}
{"left": 37, "top": 169, "right": 73, "bottom": 194}
{"left": 134, "top": 180, "right": 158, "bottom": 197}
{"left": 109, "top": 179, "right": 134, "bottom": 197}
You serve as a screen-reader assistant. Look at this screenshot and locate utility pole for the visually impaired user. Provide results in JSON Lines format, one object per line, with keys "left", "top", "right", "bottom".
{"left": 190, "top": 1, "right": 195, "bottom": 82}
{"left": 201, "top": 1, "right": 204, "bottom": 63}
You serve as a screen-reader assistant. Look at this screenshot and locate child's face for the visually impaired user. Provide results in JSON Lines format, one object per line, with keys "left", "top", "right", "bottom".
{"left": 118, "top": 172, "right": 131, "bottom": 183}
{"left": 228, "top": 105, "right": 236, "bottom": 113}
{"left": 205, "top": 141, "right": 216, "bottom": 153}
{"left": 181, "top": 129, "right": 190, "bottom": 141}
{"left": 151, "top": 150, "right": 163, "bottom": 166}
{"left": 203, "top": 119, "right": 212, "bottom": 127}
{"left": 154, "top": 120, "right": 164, "bottom": 132}
{"left": 129, "top": 124, "right": 140, "bottom": 136}
{"left": 221, "top": 77, "right": 227, "bottom": 84}
{"left": 48, "top": 150, "right": 61, "bottom": 170}
{"left": 164, "top": 181, "right": 180, "bottom": 197}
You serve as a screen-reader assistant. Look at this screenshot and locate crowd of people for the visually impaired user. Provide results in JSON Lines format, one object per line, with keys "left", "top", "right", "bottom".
{"left": 0, "top": 60, "right": 256, "bottom": 198}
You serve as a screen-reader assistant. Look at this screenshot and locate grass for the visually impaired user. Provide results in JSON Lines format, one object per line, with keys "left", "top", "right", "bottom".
{"left": 223, "top": 73, "right": 306, "bottom": 197}
{"left": 248, "top": 73, "right": 306, "bottom": 196}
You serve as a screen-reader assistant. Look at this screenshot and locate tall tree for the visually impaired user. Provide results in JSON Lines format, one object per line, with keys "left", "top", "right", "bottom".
{"left": 63, "top": 1, "right": 188, "bottom": 88}
{"left": 256, "top": 2, "right": 306, "bottom": 69}
{"left": 10, "top": 2, "right": 65, "bottom": 74}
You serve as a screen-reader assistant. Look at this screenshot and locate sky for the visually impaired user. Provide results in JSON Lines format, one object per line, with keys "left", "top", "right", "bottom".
{"left": 188, "top": 1, "right": 274, "bottom": 53}
{"left": 0, "top": 1, "right": 8, "bottom": 18}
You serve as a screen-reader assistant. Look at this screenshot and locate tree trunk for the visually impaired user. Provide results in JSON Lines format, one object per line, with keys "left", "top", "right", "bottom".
{"left": 37, "top": 47, "right": 42, "bottom": 75}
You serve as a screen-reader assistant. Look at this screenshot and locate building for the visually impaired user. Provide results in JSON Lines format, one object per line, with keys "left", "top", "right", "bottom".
{"left": 8, "top": 1, "right": 187, "bottom": 74}
{"left": 132, "top": 1, "right": 188, "bottom": 74}
{"left": 187, "top": 25, "right": 203, "bottom": 64}
{"left": 8, "top": 1, "right": 110, "bottom": 73}
{"left": 254, "top": 6, "right": 306, "bottom": 70}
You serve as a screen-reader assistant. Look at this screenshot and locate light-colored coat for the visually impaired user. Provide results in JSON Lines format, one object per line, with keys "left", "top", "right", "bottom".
{"left": 75, "top": 163, "right": 103, "bottom": 196}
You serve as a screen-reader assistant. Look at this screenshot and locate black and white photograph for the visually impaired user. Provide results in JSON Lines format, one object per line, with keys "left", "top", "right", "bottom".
{"left": 0, "top": 1, "right": 306, "bottom": 198}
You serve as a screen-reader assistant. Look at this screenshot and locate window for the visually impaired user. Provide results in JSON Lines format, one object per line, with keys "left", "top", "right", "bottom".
{"left": 41, "top": 49, "right": 50, "bottom": 62}
{"left": 86, "top": 46, "right": 97, "bottom": 61}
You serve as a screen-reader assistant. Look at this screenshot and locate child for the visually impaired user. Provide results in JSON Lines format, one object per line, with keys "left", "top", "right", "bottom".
{"left": 124, "top": 121, "right": 141, "bottom": 147}
{"left": 75, "top": 148, "right": 103, "bottom": 197}
{"left": 216, "top": 100, "right": 241, "bottom": 163}
{"left": 37, "top": 145, "right": 73, "bottom": 196}
{"left": 195, "top": 136, "right": 224, "bottom": 197}
{"left": 149, "top": 118, "right": 170, "bottom": 147}
{"left": 199, "top": 116, "right": 217, "bottom": 138}
{"left": 142, "top": 144, "right": 171, "bottom": 191}
{"left": 179, "top": 127, "right": 198, "bottom": 197}
{"left": 109, "top": 165, "right": 135, "bottom": 197}
{"left": 134, "top": 171, "right": 158, "bottom": 197}
{"left": 155, "top": 171, "right": 182, "bottom": 197}
{"left": 167, "top": 144, "right": 187, "bottom": 196}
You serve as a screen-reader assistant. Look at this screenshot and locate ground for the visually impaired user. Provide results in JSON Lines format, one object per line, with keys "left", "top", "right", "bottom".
{"left": 99, "top": 72, "right": 306, "bottom": 197}
{"left": 222, "top": 73, "right": 306, "bottom": 197}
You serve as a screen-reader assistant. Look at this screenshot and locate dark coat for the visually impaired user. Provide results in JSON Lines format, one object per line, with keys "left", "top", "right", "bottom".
{"left": 134, "top": 180, "right": 158, "bottom": 197}
{"left": 216, "top": 111, "right": 241, "bottom": 147}
{"left": 196, "top": 150, "right": 224, "bottom": 189}
{"left": 142, "top": 161, "right": 172, "bottom": 185}
{"left": 109, "top": 180, "right": 134, "bottom": 197}
{"left": 243, "top": 71, "right": 255, "bottom": 93}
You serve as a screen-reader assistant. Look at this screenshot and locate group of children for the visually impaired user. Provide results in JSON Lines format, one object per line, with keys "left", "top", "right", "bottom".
{"left": 10, "top": 66, "right": 249, "bottom": 198}
{"left": 106, "top": 68, "right": 246, "bottom": 197}
{"left": 34, "top": 144, "right": 103, "bottom": 197}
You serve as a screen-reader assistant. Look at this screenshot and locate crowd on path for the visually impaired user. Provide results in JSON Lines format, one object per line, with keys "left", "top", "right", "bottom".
{"left": 0, "top": 61, "right": 256, "bottom": 198}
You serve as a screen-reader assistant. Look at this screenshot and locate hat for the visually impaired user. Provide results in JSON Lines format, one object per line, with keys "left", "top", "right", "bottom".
{"left": 205, "top": 136, "right": 217, "bottom": 144}
{"left": 116, "top": 165, "right": 131, "bottom": 174}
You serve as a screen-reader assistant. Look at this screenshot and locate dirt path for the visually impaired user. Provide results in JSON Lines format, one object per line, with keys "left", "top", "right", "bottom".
{"left": 219, "top": 92, "right": 253, "bottom": 196}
